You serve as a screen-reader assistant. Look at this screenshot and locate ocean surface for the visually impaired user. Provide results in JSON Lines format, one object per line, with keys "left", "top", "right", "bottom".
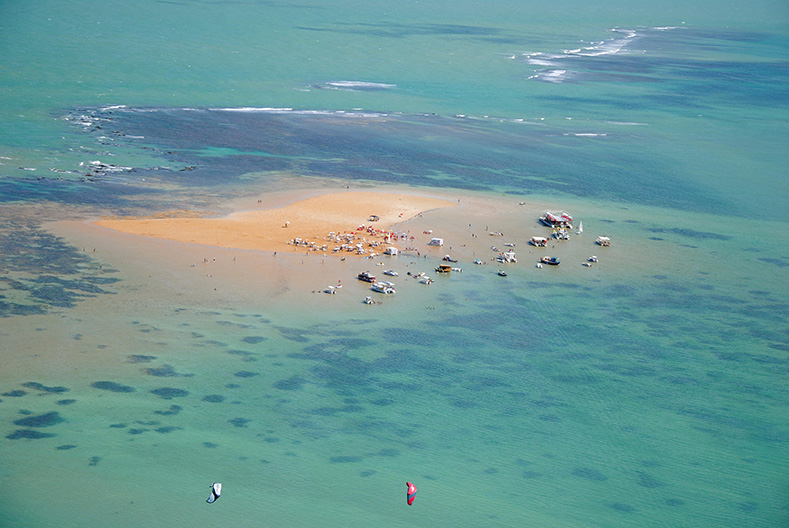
{"left": 1, "top": 1, "right": 788, "bottom": 527}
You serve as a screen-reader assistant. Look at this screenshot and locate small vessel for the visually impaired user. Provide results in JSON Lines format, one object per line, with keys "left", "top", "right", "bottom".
{"left": 474, "top": 258, "right": 483, "bottom": 265}
{"left": 383, "top": 270, "right": 398, "bottom": 276}
{"left": 540, "top": 210, "right": 573, "bottom": 228}
{"left": 324, "top": 285, "right": 338, "bottom": 294}
{"left": 436, "top": 264, "right": 452, "bottom": 273}
{"left": 371, "top": 282, "right": 396, "bottom": 294}
{"left": 530, "top": 236, "right": 548, "bottom": 247}
{"left": 442, "top": 255, "right": 458, "bottom": 262}
{"left": 496, "top": 250, "right": 517, "bottom": 263}
{"left": 363, "top": 296, "right": 375, "bottom": 304}
{"left": 357, "top": 271, "right": 376, "bottom": 282}
{"left": 595, "top": 236, "right": 611, "bottom": 246}
{"left": 540, "top": 256, "right": 560, "bottom": 265}
{"left": 418, "top": 276, "right": 434, "bottom": 284}
{"left": 588, "top": 256, "right": 598, "bottom": 263}
{"left": 498, "top": 270, "right": 508, "bottom": 276}
{"left": 577, "top": 221, "right": 583, "bottom": 234}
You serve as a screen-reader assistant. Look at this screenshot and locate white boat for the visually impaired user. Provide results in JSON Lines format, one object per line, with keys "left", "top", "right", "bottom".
{"left": 371, "top": 282, "right": 396, "bottom": 294}
{"left": 383, "top": 270, "right": 398, "bottom": 276}
{"left": 530, "top": 236, "right": 548, "bottom": 247}
{"left": 577, "top": 221, "right": 583, "bottom": 234}
{"left": 363, "top": 296, "right": 375, "bottom": 304}
{"left": 539, "top": 210, "right": 573, "bottom": 228}
{"left": 595, "top": 236, "right": 611, "bottom": 246}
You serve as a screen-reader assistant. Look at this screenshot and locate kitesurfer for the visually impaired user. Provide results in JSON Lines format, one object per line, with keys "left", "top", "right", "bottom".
{"left": 206, "top": 482, "right": 222, "bottom": 504}
{"left": 406, "top": 481, "right": 417, "bottom": 505}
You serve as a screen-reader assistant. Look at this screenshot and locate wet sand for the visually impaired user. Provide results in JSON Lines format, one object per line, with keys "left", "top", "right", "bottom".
{"left": 93, "top": 190, "right": 458, "bottom": 256}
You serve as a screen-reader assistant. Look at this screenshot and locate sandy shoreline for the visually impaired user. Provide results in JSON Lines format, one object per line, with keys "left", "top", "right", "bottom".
{"left": 94, "top": 190, "right": 458, "bottom": 256}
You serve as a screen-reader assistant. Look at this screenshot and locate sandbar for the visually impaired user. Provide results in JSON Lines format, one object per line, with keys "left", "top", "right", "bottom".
{"left": 94, "top": 191, "right": 457, "bottom": 255}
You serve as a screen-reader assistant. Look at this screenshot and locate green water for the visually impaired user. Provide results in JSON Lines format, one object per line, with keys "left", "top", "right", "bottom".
{"left": 1, "top": 1, "right": 787, "bottom": 527}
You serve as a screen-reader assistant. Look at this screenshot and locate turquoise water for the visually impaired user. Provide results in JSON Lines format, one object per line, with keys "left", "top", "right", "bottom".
{"left": 1, "top": 1, "right": 788, "bottom": 527}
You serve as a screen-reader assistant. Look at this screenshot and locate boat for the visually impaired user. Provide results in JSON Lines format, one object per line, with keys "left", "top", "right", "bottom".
{"left": 383, "top": 269, "right": 398, "bottom": 276}
{"left": 428, "top": 238, "right": 444, "bottom": 246}
{"left": 436, "top": 264, "right": 452, "bottom": 273}
{"left": 498, "top": 270, "right": 507, "bottom": 276}
{"left": 496, "top": 250, "right": 517, "bottom": 263}
{"left": 539, "top": 210, "right": 573, "bottom": 228}
{"left": 540, "top": 256, "right": 560, "bottom": 265}
{"left": 595, "top": 236, "right": 611, "bottom": 246}
{"left": 474, "top": 258, "right": 483, "bottom": 265}
{"left": 357, "top": 271, "right": 376, "bottom": 282}
{"left": 324, "top": 285, "right": 338, "bottom": 294}
{"left": 588, "top": 256, "right": 598, "bottom": 263}
{"left": 442, "top": 255, "right": 458, "bottom": 262}
{"left": 577, "top": 221, "right": 583, "bottom": 234}
{"left": 553, "top": 228, "right": 569, "bottom": 240}
{"left": 371, "top": 282, "right": 396, "bottom": 294}
{"left": 530, "top": 236, "right": 548, "bottom": 247}
{"left": 363, "top": 296, "right": 375, "bottom": 304}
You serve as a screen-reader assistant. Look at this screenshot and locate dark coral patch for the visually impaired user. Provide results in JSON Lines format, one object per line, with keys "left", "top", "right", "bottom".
{"left": 154, "top": 404, "right": 182, "bottom": 416}
{"left": 2, "top": 390, "right": 27, "bottom": 397}
{"left": 7, "top": 429, "right": 56, "bottom": 439}
{"left": 229, "top": 417, "right": 250, "bottom": 427}
{"left": 57, "top": 444, "right": 78, "bottom": 450}
{"left": 23, "top": 382, "right": 69, "bottom": 393}
{"left": 155, "top": 426, "right": 182, "bottom": 434}
{"left": 144, "top": 365, "right": 180, "bottom": 377}
{"left": 13, "top": 411, "right": 64, "bottom": 428}
{"left": 128, "top": 355, "right": 156, "bottom": 363}
{"left": 234, "top": 371, "right": 260, "bottom": 378}
{"left": 91, "top": 381, "right": 135, "bottom": 393}
{"left": 202, "top": 394, "right": 226, "bottom": 403}
{"left": 241, "top": 336, "right": 267, "bottom": 344}
{"left": 56, "top": 399, "right": 77, "bottom": 405}
{"left": 150, "top": 388, "right": 189, "bottom": 399}
{"left": 273, "top": 376, "right": 306, "bottom": 390}
{"left": 636, "top": 470, "right": 665, "bottom": 488}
